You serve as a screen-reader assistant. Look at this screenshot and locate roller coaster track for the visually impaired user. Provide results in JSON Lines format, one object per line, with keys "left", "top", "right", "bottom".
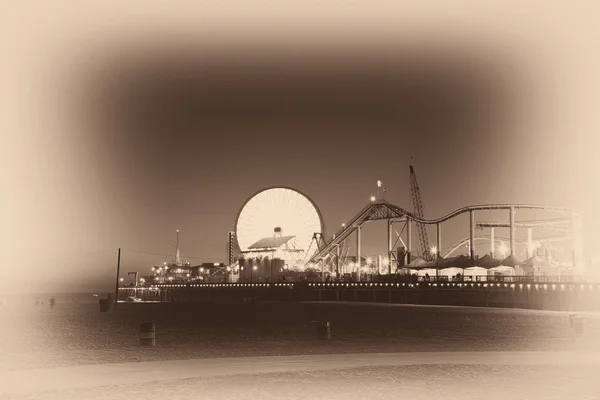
{"left": 442, "top": 234, "right": 572, "bottom": 258}
{"left": 476, "top": 218, "right": 571, "bottom": 232}
{"left": 308, "top": 200, "right": 578, "bottom": 263}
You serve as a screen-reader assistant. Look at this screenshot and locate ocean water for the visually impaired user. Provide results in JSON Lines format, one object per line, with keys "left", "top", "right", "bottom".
{"left": 1, "top": 299, "right": 598, "bottom": 372}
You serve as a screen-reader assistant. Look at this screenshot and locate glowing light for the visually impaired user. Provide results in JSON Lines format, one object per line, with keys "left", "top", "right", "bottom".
{"left": 430, "top": 246, "right": 438, "bottom": 255}
{"left": 366, "top": 257, "right": 373, "bottom": 265}
{"left": 252, "top": 265, "right": 258, "bottom": 271}
{"left": 342, "top": 223, "right": 346, "bottom": 228}
{"left": 370, "top": 196, "right": 376, "bottom": 202}
{"left": 498, "top": 242, "right": 509, "bottom": 257}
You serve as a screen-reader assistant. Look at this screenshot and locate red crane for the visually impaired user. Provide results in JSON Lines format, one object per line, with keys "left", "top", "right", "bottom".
{"left": 409, "top": 165, "right": 434, "bottom": 261}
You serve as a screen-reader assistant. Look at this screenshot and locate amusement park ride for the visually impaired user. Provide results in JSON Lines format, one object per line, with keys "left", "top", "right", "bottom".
{"left": 226, "top": 166, "right": 584, "bottom": 282}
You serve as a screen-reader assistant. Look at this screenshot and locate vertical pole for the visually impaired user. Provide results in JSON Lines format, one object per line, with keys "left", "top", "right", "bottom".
{"left": 336, "top": 244, "right": 340, "bottom": 279}
{"left": 387, "top": 220, "right": 393, "bottom": 275}
{"left": 321, "top": 259, "right": 325, "bottom": 282}
{"left": 436, "top": 223, "right": 441, "bottom": 280}
{"left": 509, "top": 206, "right": 516, "bottom": 256}
{"left": 436, "top": 223, "right": 442, "bottom": 257}
{"left": 469, "top": 210, "right": 475, "bottom": 260}
{"left": 406, "top": 218, "right": 412, "bottom": 265}
{"left": 114, "top": 248, "right": 121, "bottom": 308}
{"left": 490, "top": 227, "right": 495, "bottom": 257}
{"left": 571, "top": 211, "right": 583, "bottom": 273}
{"left": 356, "top": 227, "right": 361, "bottom": 282}
{"left": 527, "top": 228, "right": 533, "bottom": 259}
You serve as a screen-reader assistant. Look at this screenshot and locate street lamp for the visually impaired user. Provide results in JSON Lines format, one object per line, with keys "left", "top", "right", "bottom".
{"left": 370, "top": 196, "right": 376, "bottom": 202}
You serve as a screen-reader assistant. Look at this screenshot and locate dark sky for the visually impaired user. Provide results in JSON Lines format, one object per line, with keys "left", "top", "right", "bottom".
{"left": 3, "top": 2, "right": 599, "bottom": 293}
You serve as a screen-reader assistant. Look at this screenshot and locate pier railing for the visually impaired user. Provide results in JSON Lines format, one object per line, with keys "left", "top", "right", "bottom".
{"left": 116, "top": 277, "right": 600, "bottom": 311}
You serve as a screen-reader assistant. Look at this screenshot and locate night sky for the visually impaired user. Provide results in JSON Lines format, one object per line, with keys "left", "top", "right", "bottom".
{"left": 3, "top": 1, "right": 599, "bottom": 293}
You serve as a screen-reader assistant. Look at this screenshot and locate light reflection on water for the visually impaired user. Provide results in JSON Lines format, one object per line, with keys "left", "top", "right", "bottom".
{"left": 1, "top": 299, "right": 598, "bottom": 372}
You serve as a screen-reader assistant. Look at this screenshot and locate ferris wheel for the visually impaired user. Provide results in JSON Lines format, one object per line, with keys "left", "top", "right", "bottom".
{"left": 235, "top": 187, "right": 324, "bottom": 261}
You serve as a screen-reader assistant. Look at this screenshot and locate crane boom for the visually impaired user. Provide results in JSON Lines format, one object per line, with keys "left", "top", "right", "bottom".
{"left": 409, "top": 165, "right": 433, "bottom": 261}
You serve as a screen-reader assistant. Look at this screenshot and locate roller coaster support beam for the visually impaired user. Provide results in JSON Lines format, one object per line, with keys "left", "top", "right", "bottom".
{"left": 436, "top": 223, "right": 442, "bottom": 259}
{"left": 387, "top": 220, "right": 393, "bottom": 274}
{"left": 407, "top": 218, "right": 412, "bottom": 264}
{"left": 490, "top": 227, "right": 495, "bottom": 257}
{"left": 335, "top": 244, "right": 340, "bottom": 278}
{"left": 470, "top": 210, "right": 475, "bottom": 260}
{"left": 572, "top": 211, "right": 583, "bottom": 271}
{"left": 527, "top": 228, "right": 533, "bottom": 258}
{"left": 509, "top": 206, "right": 516, "bottom": 256}
{"left": 357, "top": 226, "right": 362, "bottom": 282}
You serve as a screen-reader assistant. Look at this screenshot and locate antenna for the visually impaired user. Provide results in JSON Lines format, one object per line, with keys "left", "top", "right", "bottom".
{"left": 175, "top": 229, "right": 182, "bottom": 266}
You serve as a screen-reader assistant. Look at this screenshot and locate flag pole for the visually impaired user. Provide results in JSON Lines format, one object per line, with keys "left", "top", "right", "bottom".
{"left": 114, "top": 248, "right": 121, "bottom": 309}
